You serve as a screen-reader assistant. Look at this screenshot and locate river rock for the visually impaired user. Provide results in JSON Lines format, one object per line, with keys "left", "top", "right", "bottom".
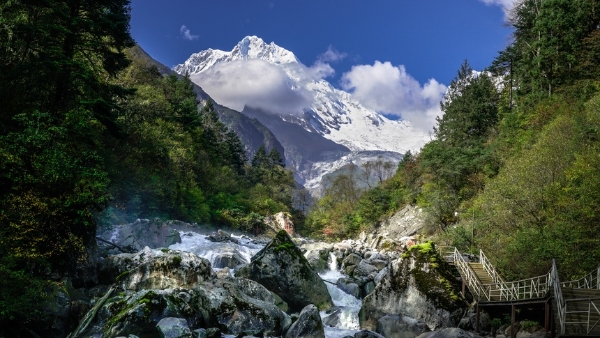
{"left": 101, "top": 249, "right": 214, "bottom": 290}
{"left": 90, "top": 276, "right": 291, "bottom": 337}
{"left": 283, "top": 304, "right": 325, "bottom": 338}
{"left": 236, "top": 230, "right": 333, "bottom": 312}
{"left": 416, "top": 328, "right": 472, "bottom": 338}
{"left": 156, "top": 317, "right": 192, "bottom": 338}
{"left": 360, "top": 242, "right": 466, "bottom": 331}
{"left": 302, "top": 242, "right": 334, "bottom": 273}
{"left": 211, "top": 247, "right": 248, "bottom": 269}
{"left": 337, "top": 278, "right": 361, "bottom": 298}
{"left": 209, "top": 279, "right": 292, "bottom": 336}
{"left": 376, "top": 314, "right": 430, "bottom": 338}
{"left": 321, "top": 306, "right": 344, "bottom": 327}
{"left": 98, "top": 219, "right": 182, "bottom": 255}
{"left": 354, "top": 330, "right": 385, "bottom": 338}
{"left": 96, "top": 289, "right": 207, "bottom": 337}
{"left": 342, "top": 253, "right": 363, "bottom": 268}
{"left": 353, "top": 260, "right": 378, "bottom": 278}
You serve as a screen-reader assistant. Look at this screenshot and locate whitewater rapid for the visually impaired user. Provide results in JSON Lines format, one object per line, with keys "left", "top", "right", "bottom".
{"left": 169, "top": 231, "right": 362, "bottom": 337}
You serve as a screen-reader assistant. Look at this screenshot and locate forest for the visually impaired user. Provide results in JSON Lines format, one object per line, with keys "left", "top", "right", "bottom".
{"left": 0, "top": 0, "right": 296, "bottom": 328}
{"left": 304, "top": 0, "right": 600, "bottom": 281}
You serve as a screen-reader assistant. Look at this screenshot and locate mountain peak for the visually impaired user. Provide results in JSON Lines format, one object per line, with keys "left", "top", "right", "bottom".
{"left": 232, "top": 35, "right": 298, "bottom": 64}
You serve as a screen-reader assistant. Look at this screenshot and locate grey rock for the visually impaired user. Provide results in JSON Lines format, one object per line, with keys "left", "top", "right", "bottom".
{"left": 353, "top": 260, "right": 378, "bottom": 278}
{"left": 156, "top": 317, "right": 192, "bottom": 338}
{"left": 374, "top": 267, "right": 389, "bottom": 285}
{"left": 211, "top": 247, "right": 248, "bottom": 269}
{"left": 284, "top": 304, "right": 325, "bottom": 338}
{"left": 322, "top": 307, "right": 344, "bottom": 327}
{"left": 354, "top": 330, "right": 385, "bottom": 338}
{"left": 105, "top": 249, "right": 214, "bottom": 290}
{"left": 360, "top": 247, "right": 467, "bottom": 331}
{"left": 337, "top": 278, "right": 361, "bottom": 298}
{"left": 98, "top": 219, "right": 182, "bottom": 254}
{"left": 370, "top": 259, "right": 387, "bottom": 271}
{"left": 416, "top": 328, "right": 472, "bottom": 338}
{"left": 236, "top": 231, "right": 333, "bottom": 312}
{"left": 361, "top": 281, "right": 376, "bottom": 298}
{"left": 342, "top": 253, "right": 363, "bottom": 268}
{"left": 376, "top": 315, "right": 430, "bottom": 338}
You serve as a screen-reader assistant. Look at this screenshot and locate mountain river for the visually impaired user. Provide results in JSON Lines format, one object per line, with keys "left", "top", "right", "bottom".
{"left": 168, "top": 230, "right": 362, "bottom": 338}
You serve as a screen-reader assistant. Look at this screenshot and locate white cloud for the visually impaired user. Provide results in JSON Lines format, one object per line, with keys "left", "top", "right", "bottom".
{"left": 189, "top": 50, "right": 339, "bottom": 114}
{"left": 180, "top": 25, "right": 198, "bottom": 41}
{"left": 319, "top": 46, "right": 347, "bottom": 63}
{"left": 478, "top": 0, "right": 518, "bottom": 17}
{"left": 341, "top": 61, "right": 447, "bottom": 131}
{"left": 190, "top": 59, "right": 315, "bottom": 114}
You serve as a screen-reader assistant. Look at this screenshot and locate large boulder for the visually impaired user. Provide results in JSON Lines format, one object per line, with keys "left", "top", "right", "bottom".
{"left": 98, "top": 219, "right": 182, "bottom": 254}
{"left": 94, "top": 289, "right": 208, "bottom": 337}
{"left": 87, "top": 277, "right": 291, "bottom": 337}
{"left": 99, "top": 248, "right": 214, "bottom": 290}
{"left": 236, "top": 231, "right": 333, "bottom": 312}
{"left": 360, "top": 242, "right": 466, "bottom": 331}
{"left": 211, "top": 247, "right": 248, "bottom": 269}
{"left": 283, "top": 304, "right": 325, "bottom": 338}
{"left": 207, "top": 279, "right": 292, "bottom": 336}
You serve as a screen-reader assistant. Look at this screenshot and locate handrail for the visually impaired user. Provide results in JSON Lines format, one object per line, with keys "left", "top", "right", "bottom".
{"left": 480, "top": 249, "right": 507, "bottom": 285}
{"left": 560, "top": 264, "right": 600, "bottom": 289}
{"left": 438, "top": 246, "right": 490, "bottom": 301}
{"left": 486, "top": 273, "right": 549, "bottom": 301}
{"left": 440, "top": 245, "right": 600, "bottom": 335}
{"left": 550, "top": 259, "right": 566, "bottom": 335}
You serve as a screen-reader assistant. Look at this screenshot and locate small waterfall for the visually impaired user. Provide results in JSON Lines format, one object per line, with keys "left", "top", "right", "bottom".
{"left": 169, "top": 230, "right": 362, "bottom": 338}
{"left": 328, "top": 252, "right": 338, "bottom": 271}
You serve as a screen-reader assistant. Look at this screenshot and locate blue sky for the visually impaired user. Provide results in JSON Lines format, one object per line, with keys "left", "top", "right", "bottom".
{"left": 130, "top": 0, "right": 513, "bottom": 86}
{"left": 129, "top": 0, "right": 513, "bottom": 128}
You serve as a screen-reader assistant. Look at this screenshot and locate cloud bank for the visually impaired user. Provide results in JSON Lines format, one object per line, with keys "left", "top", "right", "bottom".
{"left": 341, "top": 61, "right": 447, "bottom": 131}
{"left": 190, "top": 59, "right": 323, "bottom": 114}
{"left": 180, "top": 25, "right": 198, "bottom": 41}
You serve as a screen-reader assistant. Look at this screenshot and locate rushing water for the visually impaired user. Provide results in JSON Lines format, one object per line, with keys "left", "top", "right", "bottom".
{"left": 168, "top": 231, "right": 362, "bottom": 337}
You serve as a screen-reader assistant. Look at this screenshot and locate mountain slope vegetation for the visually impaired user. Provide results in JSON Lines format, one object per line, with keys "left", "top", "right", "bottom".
{"left": 0, "top": 1, "right": 295, "bottom": 333}
{"left": 305, "top": 0, "right": 600, "bottom": 281}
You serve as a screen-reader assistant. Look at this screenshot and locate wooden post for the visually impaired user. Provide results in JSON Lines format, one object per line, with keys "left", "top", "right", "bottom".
{"left": 545, "top": 300, "right": 550, "bottom": 333}
{"left": 511, "top": 304, "right": 516, "bottom": 338}
{"left": 550, "top": 300, "right": 556, "bottom": 338}
{"left": 476, "top": 303, "right": 480, "bottom": 333}
{"left": 462, "top": 280, "right": 466, "bottom": 297}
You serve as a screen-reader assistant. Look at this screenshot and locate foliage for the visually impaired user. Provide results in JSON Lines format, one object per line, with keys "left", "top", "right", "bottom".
{"left": 305, "top": 0, "right": 600, "bottom": 282}
{"left": 0, "top": 0, "right": 133, "bottom": 333}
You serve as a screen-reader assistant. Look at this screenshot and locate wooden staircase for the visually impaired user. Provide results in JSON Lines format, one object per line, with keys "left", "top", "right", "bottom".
{"left": 468, "top": 262, "right": 504, "bottom": 302}
{"left": 551, "top": 287, "right": 600, "bottom": 336}
{"left": 440, "top": 246, "right": 600, "bottom": 336}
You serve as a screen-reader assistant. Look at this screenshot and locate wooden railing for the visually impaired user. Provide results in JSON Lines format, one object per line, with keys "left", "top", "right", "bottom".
{"left": 487, "top": 273, "right": 549, "bottom": 301}
{"left": 439, "top": 246, "right": 549, "bottom": 302}
{"left": 480, "top": 249, "right": 506, "bottom": 285}
{"left": 438, "top": 246, "right": 491, "bottom": 301}
{"left": 439, "top": 246, "right": 600, "bottom": 335}
{"left": 563, "top": 298, "right": 600, "bottom": 335}
{"left": 561, "top": 264, "right": 600, "bottom": 290}
{"left": 550, "top": 259, "right": 566, "bottom": 334}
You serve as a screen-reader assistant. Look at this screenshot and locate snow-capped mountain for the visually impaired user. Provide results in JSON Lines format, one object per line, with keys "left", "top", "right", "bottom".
{"left": 174, "top": 36, "right": 430, "bottom": 192}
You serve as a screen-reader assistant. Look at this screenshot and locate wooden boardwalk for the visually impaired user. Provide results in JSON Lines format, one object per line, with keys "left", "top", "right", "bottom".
{"left": 438, "top": 246, "right": 600, "bottom": 336}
